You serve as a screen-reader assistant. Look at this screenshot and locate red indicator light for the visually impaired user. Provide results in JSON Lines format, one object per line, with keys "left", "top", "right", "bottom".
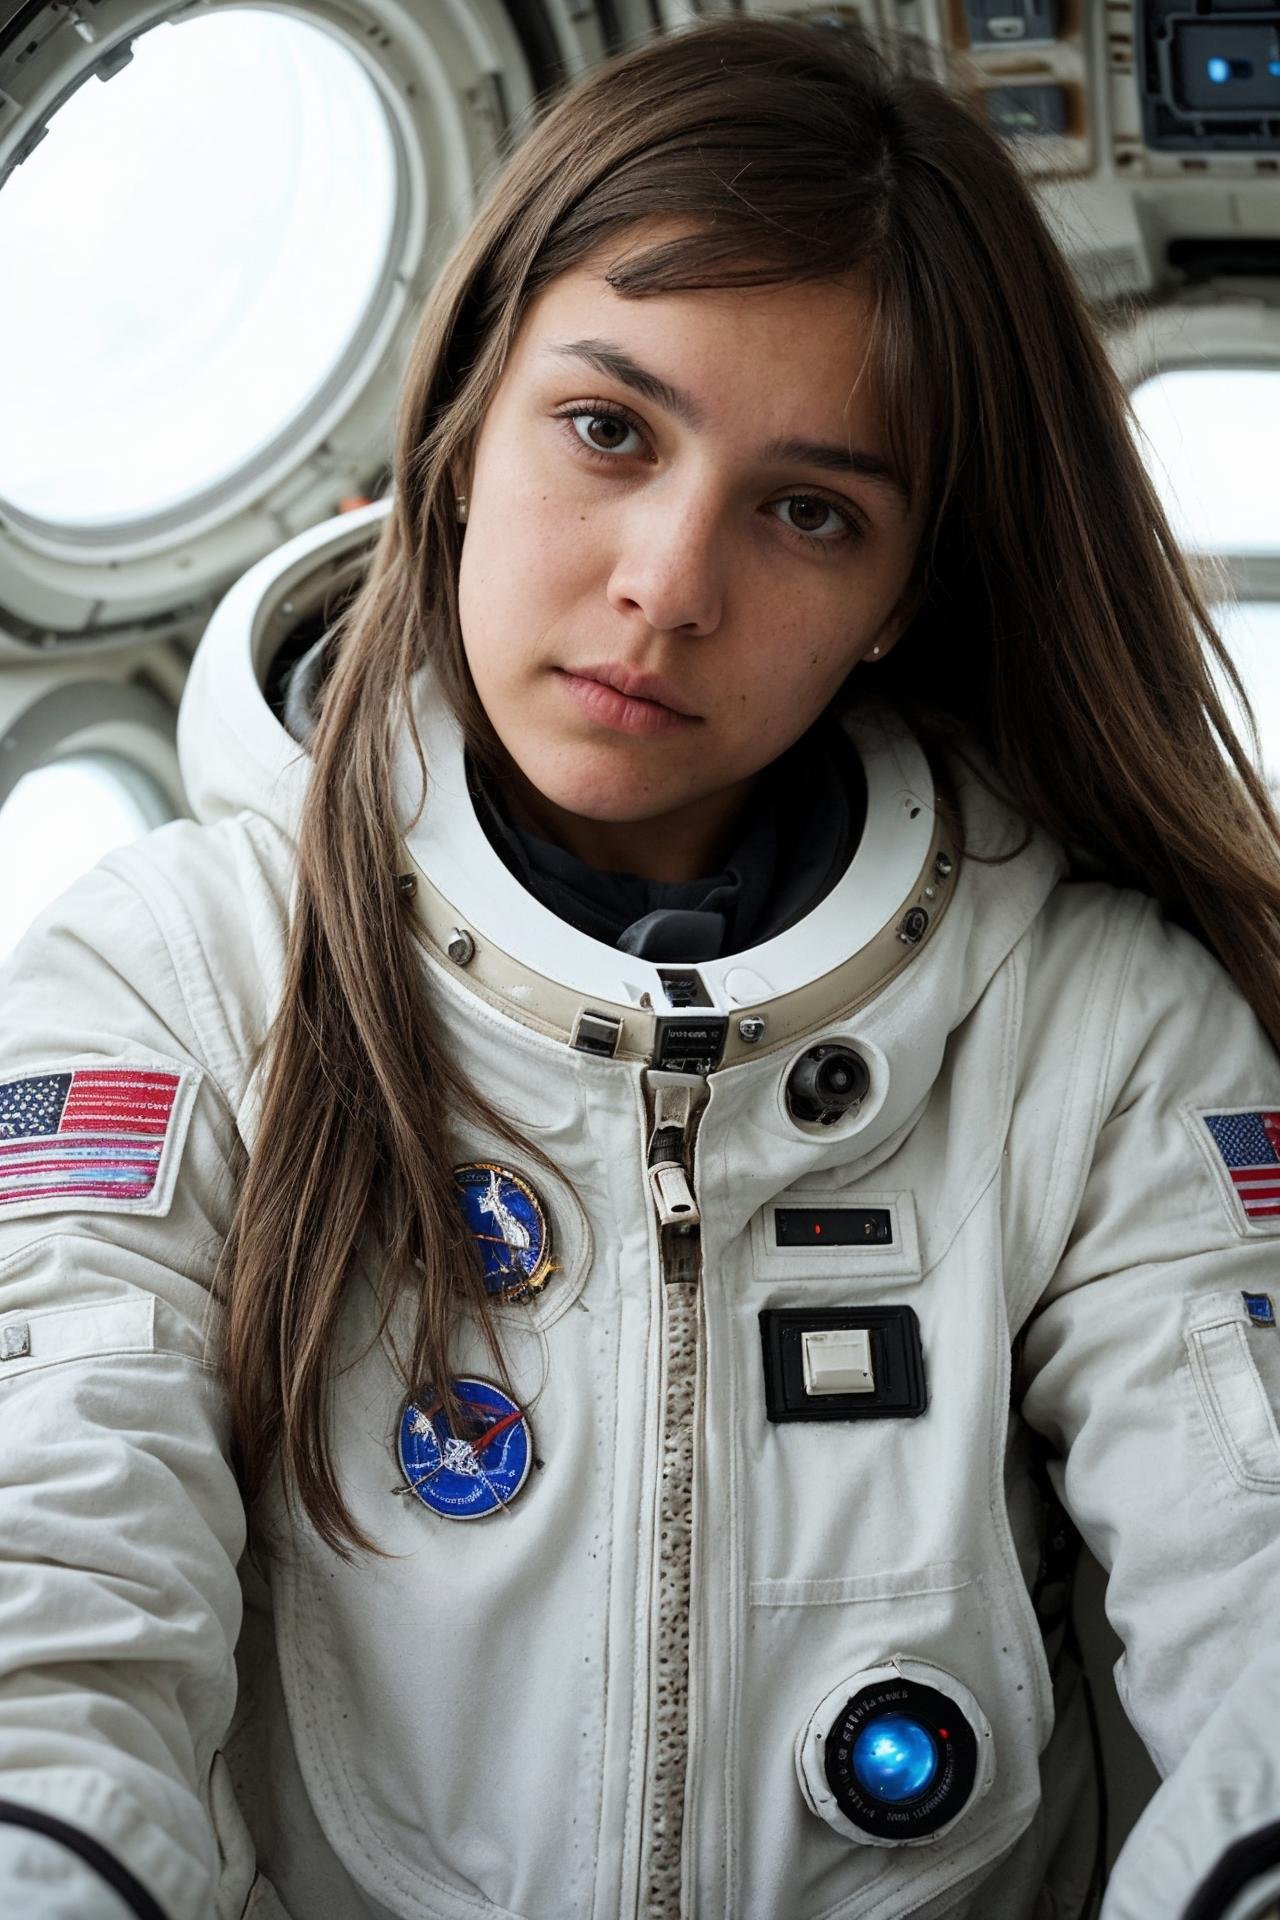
{"left": 814, "top": 1223, "right": 822, "bottom": 1236}
{"left": 938, "top": 1728, "right": 949, "bottom": 1740}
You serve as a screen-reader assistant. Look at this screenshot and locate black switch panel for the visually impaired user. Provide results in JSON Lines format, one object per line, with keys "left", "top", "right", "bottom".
{"left": 774, "top": 1206, "right": 893, "bottom": 1247}
{"left": 759, "top": 1305, "right": 928, "bottom": 1423}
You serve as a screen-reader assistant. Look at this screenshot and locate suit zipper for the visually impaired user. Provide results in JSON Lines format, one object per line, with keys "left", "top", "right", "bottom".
{"left": 637, "top": 1069, "right": 708, "bottom": 1919}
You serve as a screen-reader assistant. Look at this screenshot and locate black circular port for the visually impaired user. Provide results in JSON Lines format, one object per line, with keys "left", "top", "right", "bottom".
{"left": 785, "top": 1044, "right": 871, "bottom": 1126}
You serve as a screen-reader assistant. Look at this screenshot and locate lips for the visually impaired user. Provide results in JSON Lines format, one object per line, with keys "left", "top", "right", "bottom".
{"left": 562, "top": 662, "right": 697, "bottom": 719}
{"left": 555, "top": 665, "right": 700, "bottom": 738}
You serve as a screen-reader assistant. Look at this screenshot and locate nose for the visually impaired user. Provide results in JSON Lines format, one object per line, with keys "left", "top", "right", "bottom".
{"left": 604, "top": 489, "right": 725, "bottom": 636}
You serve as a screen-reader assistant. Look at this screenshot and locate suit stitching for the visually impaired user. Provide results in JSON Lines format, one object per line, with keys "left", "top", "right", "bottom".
{"left": 1011, "top": 894, "right": 1149, "bottom": 1327}
{"left": 97, "top": 851, "right": 241, "bottom": 1135}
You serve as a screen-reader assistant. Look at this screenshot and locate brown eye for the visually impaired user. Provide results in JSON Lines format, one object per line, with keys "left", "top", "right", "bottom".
{"left": 786, "top": 497, "right": 835, "bottom": 534}
{"left": 771, "top": 495, "right": 860, "bottom": 548}
{"left": 583, "top": 415, "right": 631, "bottom": 452}
{"left": 563, "top": 407, "right": 645, "bottom": 459}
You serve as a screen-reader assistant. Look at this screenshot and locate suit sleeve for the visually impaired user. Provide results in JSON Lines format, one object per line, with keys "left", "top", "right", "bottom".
{"left": 0, "top": 846, "right": 249, "bottom": 1920}
{"left": 1018, "top": 901, "right": 1280, "bottom": 1917}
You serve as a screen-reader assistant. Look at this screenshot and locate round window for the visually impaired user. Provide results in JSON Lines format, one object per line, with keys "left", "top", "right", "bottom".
{"left": 1131, "top": 368, "right": 1280, "bottom": 556}
{"left": 0, "top": 753, "right": 173, "bottom": 961}
{"left": 0, "top": 8, "right": 398, "bottom": 534}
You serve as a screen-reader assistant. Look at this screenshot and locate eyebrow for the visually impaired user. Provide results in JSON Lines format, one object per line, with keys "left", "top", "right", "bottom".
{"left": 543, "top": 338, "right": 910, "bottom": 504}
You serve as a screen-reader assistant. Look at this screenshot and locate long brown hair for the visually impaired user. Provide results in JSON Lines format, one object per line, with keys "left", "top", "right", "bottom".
{"left": 218, "top": 13, "right": 1280, "bottom": 1561}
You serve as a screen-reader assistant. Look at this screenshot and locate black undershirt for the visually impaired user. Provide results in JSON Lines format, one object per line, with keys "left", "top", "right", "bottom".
{"left": 469, "top": 718, "right": 865, "bottom": 962}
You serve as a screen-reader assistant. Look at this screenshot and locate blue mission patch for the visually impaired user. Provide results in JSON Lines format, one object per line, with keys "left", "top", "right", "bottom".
{"left": 397, "top": 1378, "right": 533, "bottom": 1519}
{"left": 452, "top": 1162, "right": 556, "bottom": 1301}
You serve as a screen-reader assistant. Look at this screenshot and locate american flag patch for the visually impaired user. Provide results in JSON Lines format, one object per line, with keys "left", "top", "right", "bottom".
{"left": 0, "top": 1068, "right": 184, "bottom": 1212}
{"left": 1202, "top": 1110, "right": 1280, "bottom": 1224}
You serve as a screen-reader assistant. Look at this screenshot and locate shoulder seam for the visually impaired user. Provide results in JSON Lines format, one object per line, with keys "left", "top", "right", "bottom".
{"left": 97, "top": 849, "right": 240, "bottom": 1132}
{"left": 1012, "top": 892, "right": 1151, "bottom": 1325}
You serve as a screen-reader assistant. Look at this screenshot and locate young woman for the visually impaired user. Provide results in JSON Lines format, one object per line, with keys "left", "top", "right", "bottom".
{"left": 2, "top": 14, "right": 1280, "bottom": 1920}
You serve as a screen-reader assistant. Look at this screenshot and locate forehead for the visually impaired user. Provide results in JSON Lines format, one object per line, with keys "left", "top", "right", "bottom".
{"left": 512, "top": 248, "right": 885, "bottom": 428}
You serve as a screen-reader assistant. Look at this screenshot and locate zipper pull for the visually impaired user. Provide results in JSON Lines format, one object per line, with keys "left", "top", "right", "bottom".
{"left": 645, "top": 1075, "right": 704, "bottom": 1229}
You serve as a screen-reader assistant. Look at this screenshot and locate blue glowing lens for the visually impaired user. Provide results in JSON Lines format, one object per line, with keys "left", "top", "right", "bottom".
{"left": 851, "top": 1714, "right": 940, "bottom": 1804}
{"left": 1207, "top": 57, "right": 1230, "bottom": 83}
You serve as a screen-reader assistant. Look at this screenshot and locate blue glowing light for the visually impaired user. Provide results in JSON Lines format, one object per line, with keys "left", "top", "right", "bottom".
{"left": 1207, "top": 57, "right": 1230, "bottom": 84}
{"left": 851, "top": 1714, "right": 940, "bottom": 1804}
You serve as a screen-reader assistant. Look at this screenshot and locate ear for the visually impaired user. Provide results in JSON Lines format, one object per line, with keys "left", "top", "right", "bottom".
{"left": 864, "top": 573, "right": 928, "bottom": 663}
{"left": 863, "top": 612, "right": 906, "bottom": 665}
{"left": 449, "top": 446, "right": 475, "bottom": 498}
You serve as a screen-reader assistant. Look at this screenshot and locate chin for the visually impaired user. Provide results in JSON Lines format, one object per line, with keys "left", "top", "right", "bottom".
{"left": 537, "top": 781, "right": 672, "bottom": 827}
{"left": 514, "top": 750, "right": 691, "bottom": 827}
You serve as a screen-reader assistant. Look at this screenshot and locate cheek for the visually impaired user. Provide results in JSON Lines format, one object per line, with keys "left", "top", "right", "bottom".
{"left": 739, "top": 631, "right": 856, "bottom": 719}
{"left": 701, "top": 634, "right": 860, "bottom": 768}
{"left": 459, "top": 478, "right": 595, "bottom": 668}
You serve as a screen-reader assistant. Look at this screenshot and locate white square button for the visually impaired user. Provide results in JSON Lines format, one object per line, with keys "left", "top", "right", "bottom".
{"left": 0, "top": 1322, "right": 31, "bottom": 1362}
{"left": 802, "top": 1327, "right": 875, "bottom": 1396}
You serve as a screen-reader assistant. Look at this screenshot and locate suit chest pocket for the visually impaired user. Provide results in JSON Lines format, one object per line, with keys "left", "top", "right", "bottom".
{"left": 1186, "top": 1295, "right": 1280, "bottom": 1492}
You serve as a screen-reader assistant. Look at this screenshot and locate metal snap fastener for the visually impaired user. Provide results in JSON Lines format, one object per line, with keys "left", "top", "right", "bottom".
{"left": 447, "top": 928, "right": 476, "bottom": 966}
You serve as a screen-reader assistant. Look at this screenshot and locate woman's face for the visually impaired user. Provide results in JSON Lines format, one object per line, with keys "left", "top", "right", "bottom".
{"left": 455, "top": 226, "right": 924, "bottom": 877}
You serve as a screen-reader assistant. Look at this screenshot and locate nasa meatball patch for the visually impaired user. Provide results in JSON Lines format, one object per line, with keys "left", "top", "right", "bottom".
{"left": 0, "top": 1062, "right": 201, "bottom": 1221}
{"left": 1193, "top": 1108, "right": 1280, "bottom": 1235}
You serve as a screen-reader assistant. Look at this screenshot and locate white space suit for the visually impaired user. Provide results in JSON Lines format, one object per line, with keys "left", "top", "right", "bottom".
{"left": 2, "top": 502, "right": 1280, "bottom": 1920}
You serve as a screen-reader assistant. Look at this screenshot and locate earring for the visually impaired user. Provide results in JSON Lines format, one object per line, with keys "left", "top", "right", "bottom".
{"left": 456, "top": 494, "right": 469, "bottom": 524}
{"left": 870, "top": 644, "right": 881, "bottom": 658}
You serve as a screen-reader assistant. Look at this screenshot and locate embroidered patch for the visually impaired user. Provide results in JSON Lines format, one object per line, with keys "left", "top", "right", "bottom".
{"left": 1201, "top": 1111, "right": 1280, "bottom": 1228}
{"left": 1244, "top": 1293, "right": 1276, "bottom": 1327}
{"left": 0, "top": 1066, "right": 191, "bottom": 1216}
{"left": 452, "top": 1161, "right": 557, "bottom": 1300}
{"left": 395, "top": 1378, "right": 533, "bottom": 1519}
